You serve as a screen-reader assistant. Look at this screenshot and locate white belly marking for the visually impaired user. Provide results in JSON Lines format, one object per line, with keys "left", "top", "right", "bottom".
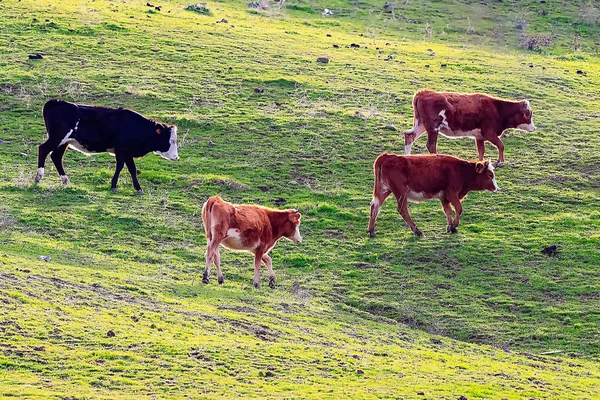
{"left": 407, "top": 190, "right": 444, "bottom": 202}
{"left": 68, "top": 140, "right": 100, "bottom": 155}
{"left": 221, "top": 228, "right": 257, "bottom": 251}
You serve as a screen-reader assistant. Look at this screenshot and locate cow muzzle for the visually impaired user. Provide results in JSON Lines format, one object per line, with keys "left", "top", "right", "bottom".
{"left": 517, "top": 122, "right": 536, "bottom": 132}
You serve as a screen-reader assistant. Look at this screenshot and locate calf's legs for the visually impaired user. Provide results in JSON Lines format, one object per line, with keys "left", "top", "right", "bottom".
{"left": 50, "top": 144, "right": 69, "bottom": 184}
{"left": 35, "top": 140, "right": 59, "bottom": 183}
{"left": 368, "top": 190, "right": 391, "bottom": 238}
{"left": 446, "top": 194, "right": 463, "bottom": 233}
{"left": 203, "top": 239, "right": 221, "bottom": 284}
{"left": 397, "top": 195, "right": 423, "bottom": 237}
{"left": 111, "top": 155, "right": 125, "bottom": 193}
{"left": 262, "top": 254, "right": 276, "bottom": 289}
{"left": 125, "top": 158, "right": 143, "bottom": 194}
{"left": 441, "top": 199, "right": 457, "bottom": 233}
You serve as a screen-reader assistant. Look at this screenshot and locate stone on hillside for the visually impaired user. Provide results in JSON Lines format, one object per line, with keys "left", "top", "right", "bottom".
{"left": 317, "top": 57, "right": 329, "bottom": 63}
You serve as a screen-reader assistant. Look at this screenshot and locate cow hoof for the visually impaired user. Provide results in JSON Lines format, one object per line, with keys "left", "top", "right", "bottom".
{"left": 60, "top": 175, "right": 70, "bottom": 185}
{"left": 368, "top": 230, "right": 376, "bottom": 238}
{"left": 34, "top": 175, "right": 42, "bottom": 183}
{"left": 269, "top": 276, "right": 276, "bottom": 289}
{"left": 202, "top": 271, "right": 210, "bottom": 284}
{"left": 414, "top": 228, "right": 424, "bottom": 238}
{"left": 494, "top": 160, "right": 505, "bottom": 168}
{"left": 447, "top": 226, "right": 458, "bottom": 234}
{"left": 136, "top": 189, "right": 144, "bottom": 195}
{"left": 253, "top": 281, "right": 260, "bottom": 289}
{"left": 111, "top": 187, "right": 118, "bottom": 193}
{"left": 218, "top": 276, "right": 224, "bottom": 285}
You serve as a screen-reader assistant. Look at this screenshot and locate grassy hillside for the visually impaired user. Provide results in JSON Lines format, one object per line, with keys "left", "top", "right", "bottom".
{"left": 1, "top": 0, "right": 600, "bottom": 398}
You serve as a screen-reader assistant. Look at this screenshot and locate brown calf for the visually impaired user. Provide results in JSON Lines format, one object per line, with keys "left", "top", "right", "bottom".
{"left": 368, "top": 153, "right": 499, "bottom": 238}
{"left": 201, "top": 195, "right": 302, "bottom": 289}
{"left": 403, "top": 90, "right": 536, "bottom": 167}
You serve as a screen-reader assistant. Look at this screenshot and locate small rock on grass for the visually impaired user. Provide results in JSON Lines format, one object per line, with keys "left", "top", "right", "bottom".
{"left": 384, "top": 124, "right": 398, "bottom": 131}
{"left": 357, "top": 369, "right": 364, "bottom": 375}
{"left": 541, "top": 244, "right": 558, "bottom": 256}
{"left": 38, "top": 255, "right": 51, "bottom": 262}
{"left": 28, "top": 54, "right": 43, "bottom": 60}
{"left": 107, "top": 330, "right": 116, "bottom": 337}
{"left": 317, "top": 57, "right": 329, "bottom": 63}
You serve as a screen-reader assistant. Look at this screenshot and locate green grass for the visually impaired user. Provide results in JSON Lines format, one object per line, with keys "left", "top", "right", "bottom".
{"left": 1, "top": 0, "right": 600, "bottom": 398}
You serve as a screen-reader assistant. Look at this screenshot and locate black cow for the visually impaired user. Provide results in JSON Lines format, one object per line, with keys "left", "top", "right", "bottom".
{"left": 35, "top": 100, "right": 179, "bottom": 193}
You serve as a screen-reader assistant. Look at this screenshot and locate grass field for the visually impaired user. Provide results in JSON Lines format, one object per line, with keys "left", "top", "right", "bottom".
{"left": 1, "top": 0, "right": 600, "bottom": 398}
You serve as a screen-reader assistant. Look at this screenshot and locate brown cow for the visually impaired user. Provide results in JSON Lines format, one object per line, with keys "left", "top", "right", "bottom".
{"left": 201, "top": 195, "right": 302, "bottom": 289}
{"left": 403, "top": 90, "right": 536, "bottom": 167}
{"left": 368, "top": 153, "right": 499, "bottom": 238}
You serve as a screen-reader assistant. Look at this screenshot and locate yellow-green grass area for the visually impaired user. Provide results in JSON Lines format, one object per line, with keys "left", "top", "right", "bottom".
{"left": 1, "top": 0, "right": 599, "bottom": 398}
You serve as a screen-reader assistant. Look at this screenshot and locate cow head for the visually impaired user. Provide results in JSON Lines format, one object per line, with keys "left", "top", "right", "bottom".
{"left": 513, "top": 100, "right": 536, "bottom": 132}
{"left": 153, "top": 124, "right": 180, "bottom": 161}
{"left": 283, "top": 210, "right": 303, "bottom": 244}
{"left": 474, "top": 161, "right": 499, "bottom": 193}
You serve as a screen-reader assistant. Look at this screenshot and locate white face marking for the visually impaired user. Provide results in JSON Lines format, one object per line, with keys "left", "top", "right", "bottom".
{"left": 292, "top": 225, "right": 302, "bottom": 243}
{"left": 487, "top": 163, "right": 499, "bottom": 192}
{"left": 517, "top": 120, "right": 536, "bottom": 132}
{"left": 154, "top": 126, "right": 179, "bottom": 161}
{"left": 404, "top": 143, "right": 413, "bottom": 155}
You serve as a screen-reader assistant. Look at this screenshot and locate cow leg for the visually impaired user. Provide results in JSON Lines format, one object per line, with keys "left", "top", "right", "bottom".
{"left": 441, "top": 199, "right": 457, "bottom": 233}
{"left": 262, "top": 254, "right": 276, "bottom": 289}
{"left": 425, "top": 129, "right": 439, "bottom": 154}
{"left": 215, "top": 249, "right": 224, "bottom": 285}
{"left": 50, "top": 144, "right": 70, "bottom": 185}
{"left": 397, "top": 194, "right": 423, "bottom": 237}
{"left": 111, "top": 154, "right": 125, "bottom": 193}
{"left": 368, "top": 189, "right": 391, "bottom": 238}
{"left": 403, "top": 123, "right": 426, "bottom": 155}
{"left": 447, "top": 194, "right": 463, "bottom": 233}
{"left": 476, "top": 138, "right": 486, "bottom": 161}
{"left": 125, "top": 157, "right": 143, "bottom": 194}
{"left": 486, "top": 134, "right": 505, "bottom": 167}
{"left": 35, "top": 140, "right": 55, "bottom": 183}
{"left": 203, "top": 240, "right": 220, "bottom": 284}
{"left": 253, "top": 251, "right": 264, "bottom": 289}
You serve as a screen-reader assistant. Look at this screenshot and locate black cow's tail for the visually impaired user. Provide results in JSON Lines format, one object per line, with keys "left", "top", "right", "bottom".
{"left": 42, "top": 100, "right": 80, "bottom": 139}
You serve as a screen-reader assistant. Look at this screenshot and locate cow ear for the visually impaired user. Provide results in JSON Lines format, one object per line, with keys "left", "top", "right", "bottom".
{"left": 475, "top": 162, "right": 485, "bottom": 174}
{"left": 289, "top": 211, "right": 301, "bottom": 224}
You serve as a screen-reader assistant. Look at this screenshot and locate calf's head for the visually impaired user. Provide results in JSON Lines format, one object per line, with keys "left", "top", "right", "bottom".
{"left": 283, "top": 210, "right": 303, "bottom": 244}
{"left": 512, "top": 100, "right": 536, "bottom": 132}
{"left": 474, "top": 161, "right": 499, "bottom": 193}
{"left": 153, "top": 124, "right": 180, "bottom": 161}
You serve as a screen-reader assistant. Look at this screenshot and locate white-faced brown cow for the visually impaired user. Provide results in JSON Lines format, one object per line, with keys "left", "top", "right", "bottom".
{"left": 201, "top": 195, "right": 302, "bottom": 289}
{"left": 403, "top": 90, "right": 536, "bottom": 167}
{"left": 368, "top": 153, "right": 499, "bottom": 238}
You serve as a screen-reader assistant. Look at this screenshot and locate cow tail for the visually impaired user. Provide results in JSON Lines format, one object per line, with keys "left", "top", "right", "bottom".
{"left": 202, "top": 197, "right": 217, "bottom": 242}
{"left": 373, "top": 153, "right": 387, "bottom": 199}
{"left": 403, "top": 92, "right": 420, "bottom": 136}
